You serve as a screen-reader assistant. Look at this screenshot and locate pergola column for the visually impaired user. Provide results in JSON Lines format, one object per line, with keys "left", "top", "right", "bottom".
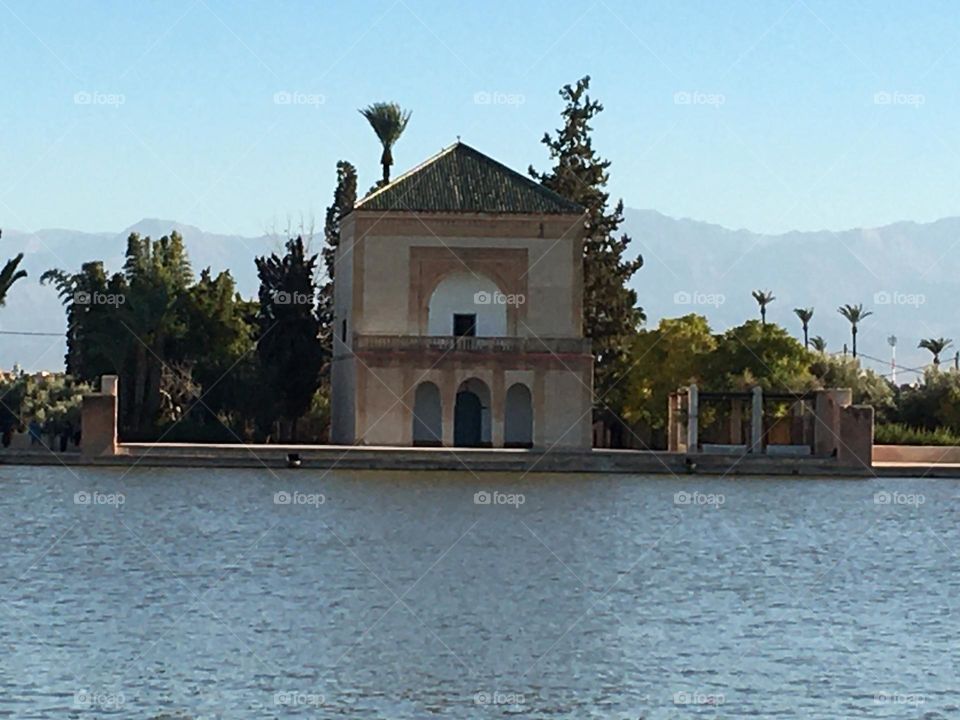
{"left": 750, "top": 386, "right": 763, "bottom": 453}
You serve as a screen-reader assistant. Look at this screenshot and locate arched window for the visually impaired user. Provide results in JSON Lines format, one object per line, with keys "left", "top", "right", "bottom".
{"left": 504, "top": 383, "right": 533, "bottom": 448}
{"left": 427, "top": 273, "right": 507, "bottom": 337}
{"left": 412, "top": 382, "right": 442, "bottom": 446}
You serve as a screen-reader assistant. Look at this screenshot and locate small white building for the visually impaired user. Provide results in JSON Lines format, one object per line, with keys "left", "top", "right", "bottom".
{"left": 331, "top": 142, "right": 593, "bottom": 449}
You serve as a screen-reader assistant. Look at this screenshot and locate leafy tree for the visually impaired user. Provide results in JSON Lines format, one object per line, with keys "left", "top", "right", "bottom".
{"left": 0, "top": 230, "right": 28, "bottom": 307}
{"left": 255, "top": 237, "right": 324, "bottom": 440}
{"left": 704, "top": 320, "right": 814, "bottom": 392}
{"left": 752, "top": 289, "right": 775, "bottom": 325}
{"left": 837, "top": 303, "right": 872, "bottom": 358}
{"left": 810, "top": 354, "right": 896, "bottom": 422}
{"left": 530, "top": 75, "right": 645, "bottom": 418}
{"left": 793, "top": 307, "right": 814, "bottom": 348}
{"left": 41, "top": 261, "right": 128, "bottom": 381}
{"left": 620, "top": 314, "right": 716, "bottom": 428}
{"left": 359, "top": 102, "right": 411, "bottom": 186}
{"left": 181, "top": 268, "right": 259, "bottom": 430}
{"left": 919, "top": 337, "right": 953, "bottom": 367}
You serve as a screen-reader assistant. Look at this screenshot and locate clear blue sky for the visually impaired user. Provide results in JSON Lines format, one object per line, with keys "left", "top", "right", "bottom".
{"left": 3, "top": 0, "right": 959, "bottom": 236}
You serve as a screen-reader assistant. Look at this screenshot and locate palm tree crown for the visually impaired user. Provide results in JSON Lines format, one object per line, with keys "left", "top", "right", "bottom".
{"left": 359, "top": 102, "right": 412, "bottom": 186}
{"left": 837, "top": 303, "right": 873, "bottom": 358}
{"left": 752, "top": 289, "right": 775, "bottom": 325}
{"left": 919, "top": 337, "right": 953, "bottom": 367}
{"left": 0, "top": 230, "right": 28, "bottom": 307}
{"left": 810, "top": 336, "right": 827, "bottom": 353}
{"left": 793, "top": 306, "right": 814, "bottom": 348}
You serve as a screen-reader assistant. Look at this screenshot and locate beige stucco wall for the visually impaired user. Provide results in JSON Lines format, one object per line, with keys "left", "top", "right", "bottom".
{"left": 340, "top": 358, "right": 592, "bottom": 449}
{"left": 331, "top": 211, "right": 592, "bottom": 448}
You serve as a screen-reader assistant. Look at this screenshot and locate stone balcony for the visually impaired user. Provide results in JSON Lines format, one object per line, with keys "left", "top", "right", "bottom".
{"left": 350, "top": 334, "right": 592, "bottom": 355}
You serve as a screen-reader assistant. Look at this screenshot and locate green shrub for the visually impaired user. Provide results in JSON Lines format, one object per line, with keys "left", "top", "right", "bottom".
{"left": 874, "top": 422, "right": 960, "bottom": 446}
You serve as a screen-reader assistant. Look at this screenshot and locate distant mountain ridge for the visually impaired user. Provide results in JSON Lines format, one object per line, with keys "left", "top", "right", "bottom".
{"left": 2, "top": 211, "right": 957, "bottom": 375}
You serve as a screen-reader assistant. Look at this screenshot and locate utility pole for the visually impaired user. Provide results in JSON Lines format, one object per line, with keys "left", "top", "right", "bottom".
{"left": 887, "top": 335, "right": 897, "bottom": 384}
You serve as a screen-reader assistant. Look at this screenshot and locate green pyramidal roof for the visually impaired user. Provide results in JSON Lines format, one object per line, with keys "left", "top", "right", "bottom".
{"left": 354, "top": 142, "right": 584, "bottom": 215}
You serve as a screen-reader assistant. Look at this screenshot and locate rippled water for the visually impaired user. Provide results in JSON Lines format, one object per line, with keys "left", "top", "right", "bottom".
{"left": 0, "top": 466, "right": 957, "bottom": 718}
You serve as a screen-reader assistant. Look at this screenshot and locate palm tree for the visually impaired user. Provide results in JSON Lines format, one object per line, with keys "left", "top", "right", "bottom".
{"left": 359, "top": 102, "right": 412, "bottom": 186}
{"left": 793, "top": 307, "right": 814, "bottom": 348}
{"left": 919, "top": 337, "right": 953, "bottom": 368}
{"left": 752, "top": 289, "right": 775, "bottom": 325}
{"left": 810, "top": 336, "right": 827, "bottom": 354}
{"left": 0, "top": 231, "right": 28, "bottom": 307}
{"left": 837, "top": 303, "right": 873, "bottom": 358}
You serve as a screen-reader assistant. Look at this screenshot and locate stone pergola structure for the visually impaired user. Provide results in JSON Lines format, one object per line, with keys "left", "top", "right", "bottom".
{"left": 667, "top": 384, "right": 874, "bottom": 467}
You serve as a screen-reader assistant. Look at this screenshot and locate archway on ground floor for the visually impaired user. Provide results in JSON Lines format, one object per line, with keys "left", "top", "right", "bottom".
{"left": 412, "top": 382, "right": 443, "bottom": 446}
{"left": 454, "top": 378, "right": 491, "bottom": 447}
{"left": 504, "top": 383, "right": 533, "bottom": 448}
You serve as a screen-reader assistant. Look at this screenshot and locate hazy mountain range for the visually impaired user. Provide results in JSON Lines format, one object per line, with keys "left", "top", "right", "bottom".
{"left": 2, "top": 211, "right": 957, "bottom": 377}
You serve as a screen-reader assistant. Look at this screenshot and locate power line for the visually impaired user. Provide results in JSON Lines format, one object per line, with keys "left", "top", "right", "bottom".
{"left": 0, "top": 331, "right": 63, "bottom": 337}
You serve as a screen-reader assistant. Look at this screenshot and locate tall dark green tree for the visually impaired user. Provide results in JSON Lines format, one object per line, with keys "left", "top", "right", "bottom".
{"left": 319, "top": 160, "right": 358, "bottom": 377}
{"left": 530, "top": 75, "right": 644, "bottom": 417}
{"left": 255, "top": 237, "right": 324, "bottom": 440}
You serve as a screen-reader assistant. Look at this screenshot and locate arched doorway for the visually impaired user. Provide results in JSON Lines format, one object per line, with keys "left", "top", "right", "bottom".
{"left": 504, "top": 383, "right": 533, "bottom": 448}
{"left": 454, "top": 378, "right": 491, "bottom": 447}
{"left": 412, "top": 382, "right": 442, "bottom": 446}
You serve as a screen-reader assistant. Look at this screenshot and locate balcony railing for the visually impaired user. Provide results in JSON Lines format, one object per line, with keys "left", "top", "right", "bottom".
{"left": 352, "top": 334, "right": 591, "bottom": 355}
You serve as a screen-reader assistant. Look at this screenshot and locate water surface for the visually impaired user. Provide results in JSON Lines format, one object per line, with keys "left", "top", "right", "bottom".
{"left": 0, "top": 466, "right": 956, "bottom": 718}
